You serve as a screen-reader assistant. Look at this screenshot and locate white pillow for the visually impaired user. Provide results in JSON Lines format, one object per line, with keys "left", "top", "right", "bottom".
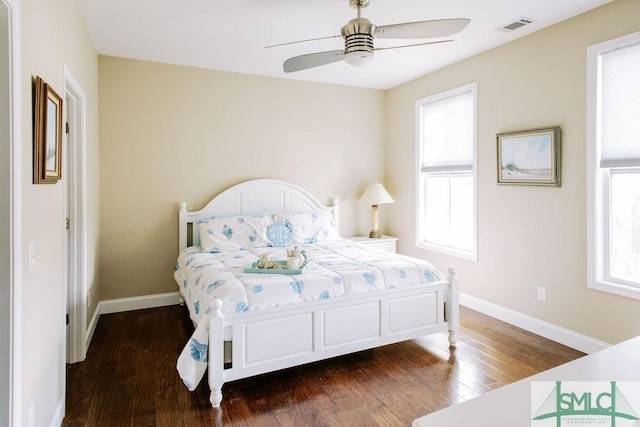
{"left": 275, "top": 212, "right": 339, "bottom": 244}
{"left": 198, "top": 215, "right": 273, "bottom": 252}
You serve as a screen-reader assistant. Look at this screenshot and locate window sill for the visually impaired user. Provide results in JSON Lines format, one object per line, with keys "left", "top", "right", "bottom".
{"left": 416, "top": 241, "right": 477, "bottom": 261}
{"left": 588, "top": 279, "right": 640, "bottom": 301}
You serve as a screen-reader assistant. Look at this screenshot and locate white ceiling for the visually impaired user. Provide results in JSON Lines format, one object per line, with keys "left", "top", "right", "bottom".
{"left": 77, "top": 0, "right": 612, "bottom": 90}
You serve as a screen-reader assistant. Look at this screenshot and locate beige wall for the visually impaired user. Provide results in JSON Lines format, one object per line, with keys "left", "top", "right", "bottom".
{"left": 98, "top": 56, "right": 386, "bottom": 300}
{"left": 21, "top": 0, "right": 99, "bottom": 424}
{"left": 386, "top": 0, "right": 640, "bottom": 345}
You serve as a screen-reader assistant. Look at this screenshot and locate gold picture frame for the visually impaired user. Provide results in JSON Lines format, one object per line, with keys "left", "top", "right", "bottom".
{"left": 33, "top": 76, "right": 63, "bottom": 184}
{"left": 497, "top": 126, "right": 561, "bottom": 187}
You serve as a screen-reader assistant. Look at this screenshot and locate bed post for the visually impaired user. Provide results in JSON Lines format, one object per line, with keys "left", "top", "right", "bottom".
{"left": 177, "top": 202, "right": 189, "bottom": 306}
{"left": 208, "top": 298, "right": 225, "bottom": 407}
{"left": 179, "top": 202, "right": 188, "bottom": 251}
{"left": 446, "top": 267, "right": 459, "bottom": 347}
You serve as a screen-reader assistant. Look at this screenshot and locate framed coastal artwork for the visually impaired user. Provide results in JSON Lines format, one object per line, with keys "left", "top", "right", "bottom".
{"left": 33, "top": 76, "right": 63, "bottom": 184}
{"left": 496, "top": 127, "right": 561, "bottom": 187}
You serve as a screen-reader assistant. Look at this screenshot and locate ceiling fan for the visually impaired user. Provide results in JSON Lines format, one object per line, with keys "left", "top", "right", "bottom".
{"left": 267, "top": 0, "right": 470, "bottom": 73}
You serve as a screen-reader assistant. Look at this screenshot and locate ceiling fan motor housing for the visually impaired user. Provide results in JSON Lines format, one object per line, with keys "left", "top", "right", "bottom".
{"left": 341, "top": 18, "right": 376, "bottom": 66}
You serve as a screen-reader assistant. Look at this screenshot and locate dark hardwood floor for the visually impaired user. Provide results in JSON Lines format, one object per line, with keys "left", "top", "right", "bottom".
{"left": 63, "top": 305, "right": 585, "bottom": 427}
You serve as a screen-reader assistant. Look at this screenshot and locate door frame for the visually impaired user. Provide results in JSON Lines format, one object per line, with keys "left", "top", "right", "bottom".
{"left": 64, "top": 67, "right": 88, "bottom": 364}
{"left": 3, "top": 0, "right": 22, "bottom": 425}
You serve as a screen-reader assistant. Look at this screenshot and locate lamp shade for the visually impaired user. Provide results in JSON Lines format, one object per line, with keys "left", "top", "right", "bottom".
{"left": 359, "top": 183, "right": 395, "bottom": 205}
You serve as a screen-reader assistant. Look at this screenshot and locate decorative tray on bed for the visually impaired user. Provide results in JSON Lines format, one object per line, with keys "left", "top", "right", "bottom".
{"left": 244, "top": 260, "right": 310, "bottom": 275}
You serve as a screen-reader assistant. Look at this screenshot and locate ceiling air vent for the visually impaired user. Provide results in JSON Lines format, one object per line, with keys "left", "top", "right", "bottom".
{"left": 496, "top": 17, "right": 536, "bottom": 32}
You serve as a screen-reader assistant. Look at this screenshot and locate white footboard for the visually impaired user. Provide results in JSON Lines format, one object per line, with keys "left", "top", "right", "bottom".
{"left": 207, "top": 269, "right": 459, "bottom": 408}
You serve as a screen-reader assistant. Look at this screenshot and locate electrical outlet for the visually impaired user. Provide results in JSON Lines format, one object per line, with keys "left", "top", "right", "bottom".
{"left": 537, "top": 286, "right": 547, "bottom": 301}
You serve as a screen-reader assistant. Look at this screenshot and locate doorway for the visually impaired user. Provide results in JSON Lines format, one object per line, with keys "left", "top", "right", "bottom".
{"left": 64, "top": 69, "right": 88, "bottom": 364}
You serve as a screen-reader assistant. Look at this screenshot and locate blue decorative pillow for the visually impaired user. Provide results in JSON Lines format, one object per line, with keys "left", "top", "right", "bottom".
{"left": 267, "top": 222, "right": 292, "bottom": 247}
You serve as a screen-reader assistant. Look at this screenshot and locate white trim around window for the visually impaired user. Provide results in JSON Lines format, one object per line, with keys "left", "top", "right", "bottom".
{"left": 587, "top": 30, "right": 640, "bottom": 300}
{"left": 415, "top": 82, "right": 478, "bottom": 261}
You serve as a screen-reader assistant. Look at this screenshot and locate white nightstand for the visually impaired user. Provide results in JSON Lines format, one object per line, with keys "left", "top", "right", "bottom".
{"left": 346, "top": 235, "right": 398, "bottom": 253}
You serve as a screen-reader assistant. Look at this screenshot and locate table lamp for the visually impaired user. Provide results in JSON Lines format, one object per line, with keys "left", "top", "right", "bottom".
{"left": 359, "top": 183, "right": 395, "bottom": 238}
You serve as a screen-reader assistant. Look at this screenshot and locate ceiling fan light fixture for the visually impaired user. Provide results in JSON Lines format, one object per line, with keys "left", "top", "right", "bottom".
{"left": 344, "top": 49, "right": 374, "bottom": 67}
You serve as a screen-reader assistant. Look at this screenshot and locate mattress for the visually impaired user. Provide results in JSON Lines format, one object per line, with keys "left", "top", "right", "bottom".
{"left": 175, "top": 239, "right": 444, "bottom": 323}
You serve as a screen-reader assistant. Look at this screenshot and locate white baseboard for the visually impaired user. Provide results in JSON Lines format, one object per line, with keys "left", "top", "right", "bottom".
{"left": 85, "top": 304, "right": 101, "bottom": 354}
{"left": 50, "top": 394, "right": 64, "bottom": 427}
{"left": 99, "top": 291, "right": 182, "bottom": 314}
{"left": 460, "top": 293, "right": 609, "bottom": 354}
{"left": 84, "top": 292, "right": 182, "bottom": 350}
{"left": 82, "top": 291, "right": 607, "bottom": 355}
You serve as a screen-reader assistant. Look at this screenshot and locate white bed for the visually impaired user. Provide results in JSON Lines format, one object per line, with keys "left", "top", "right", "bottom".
{"left": 174, "top": 179, "right": 460, "bottom": 407}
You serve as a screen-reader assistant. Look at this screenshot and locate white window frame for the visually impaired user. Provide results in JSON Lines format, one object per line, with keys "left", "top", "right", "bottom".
{"left": 587, "top": 31, "right": 640, "bottom": 300}
{"left": 415, "top": 83, "right": 478, "bottom": 260}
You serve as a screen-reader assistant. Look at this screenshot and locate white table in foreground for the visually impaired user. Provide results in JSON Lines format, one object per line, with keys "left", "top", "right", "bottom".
{"left": 413, "top": 336, "right": 640, "bottom": 427}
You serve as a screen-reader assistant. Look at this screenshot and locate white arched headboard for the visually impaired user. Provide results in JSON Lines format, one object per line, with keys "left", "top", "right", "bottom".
{"left": 178, "top": 179, "right": 340, "bottom": 250}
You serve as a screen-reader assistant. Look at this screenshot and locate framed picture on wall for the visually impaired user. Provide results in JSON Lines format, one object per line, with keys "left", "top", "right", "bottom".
{"left": 33, "top": 76, "right": 63, "bottom": 184}
{"left": 496, "top": 126, "right": 561, "bottom": 187}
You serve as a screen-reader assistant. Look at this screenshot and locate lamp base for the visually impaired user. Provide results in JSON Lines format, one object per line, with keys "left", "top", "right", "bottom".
{"left": 369, "top": 204, "right": 381, "bottom": 238}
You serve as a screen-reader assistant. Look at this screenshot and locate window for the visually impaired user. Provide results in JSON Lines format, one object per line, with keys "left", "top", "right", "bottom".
{"left": 587, "top": 31, "right": 640, "bottom": 299}
{"left": 415, "top": 83, "right": 477, "bottom": 260}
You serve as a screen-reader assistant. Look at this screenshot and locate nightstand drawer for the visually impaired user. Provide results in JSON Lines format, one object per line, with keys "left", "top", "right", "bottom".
{"left": 346, "top": 235, "right": 398, "bottom": 253}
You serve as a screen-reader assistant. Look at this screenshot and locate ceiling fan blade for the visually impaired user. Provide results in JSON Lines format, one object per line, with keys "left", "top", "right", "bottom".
{"left": 376, "top": 18, "right": 470, "bottom": 39}
{"left": 265, "top": 35, "right": 341, "bottom": 49}
{"left": 374, "top": 39, "right": 453, "bottom": 52}
{"left": 283, "top": 50, "right": 345, "bottom": 73}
